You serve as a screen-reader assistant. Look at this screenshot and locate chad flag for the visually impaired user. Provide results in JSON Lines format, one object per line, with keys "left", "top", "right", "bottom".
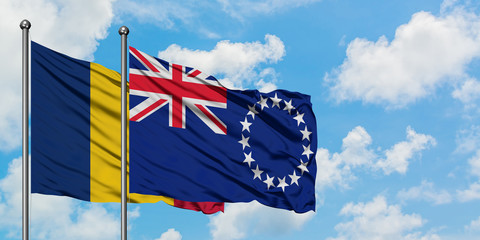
{"left": 31, "top": 41, "right": 223, "bottom": 214}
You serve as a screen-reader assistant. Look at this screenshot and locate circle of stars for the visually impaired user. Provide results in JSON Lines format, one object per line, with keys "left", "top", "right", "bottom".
{"left": 238, "top": 93, "right": 313, "bottom": 192}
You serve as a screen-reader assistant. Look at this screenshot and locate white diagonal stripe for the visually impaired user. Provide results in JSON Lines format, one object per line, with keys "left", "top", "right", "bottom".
{"left": 129, "top": 90, "right": 171, "bottom": 122}
{"left": 186, "top": 99, "right": 227, "bottom": 135}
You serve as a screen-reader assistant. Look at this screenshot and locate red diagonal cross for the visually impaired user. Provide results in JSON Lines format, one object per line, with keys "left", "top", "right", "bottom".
{"left": 129, "top": 64, "right": 227, "bottom": 128}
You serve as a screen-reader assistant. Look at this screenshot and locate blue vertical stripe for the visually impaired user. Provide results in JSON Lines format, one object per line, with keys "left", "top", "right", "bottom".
{"left": 31, "top": 42, "right": 91, "bottom": 201}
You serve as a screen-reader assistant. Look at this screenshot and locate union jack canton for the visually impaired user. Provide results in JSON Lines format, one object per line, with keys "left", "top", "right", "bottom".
{"left": 129, "top": 46, "right": 227, "bottom": 135}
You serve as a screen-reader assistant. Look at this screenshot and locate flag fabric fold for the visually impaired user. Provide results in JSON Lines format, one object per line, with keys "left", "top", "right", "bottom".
{"left": 129, "top": 47, "right": 317, "bottom": 213}
{"left": 31, "top": 41, "right": 223, "bottom": 214}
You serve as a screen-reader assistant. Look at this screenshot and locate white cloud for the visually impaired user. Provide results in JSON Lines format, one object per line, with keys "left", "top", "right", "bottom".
{"left": 452, "top": 78, "right": 480, "bottom": 107}
{"left": 316, "top": 126, "right": 435, "bottom": 190}
{"left": 338, "top": 35, "right": 347, "bottom": 47}
{"left": 155, "top": 228, "right": 182, "bottom": 240}
{"left": 403, "top": 232, "right": 442, "bottom": 240}
{"left": 340, "top": 126, "right": 376, "bottom": 167}
{"left": 455, "top": 125, "right": 480, "bottom": 154}
{"left": 375, "top": 126, "right": 436, "bottom": 175}
{"left": 0, "top": 91, "right": 21, "bottom": 152}
{"left": 114, "top": 0, "right": 224, "bottom": 39}
{"left": 35, "top": 201, "right": 119, "bottom": 240}
{"left": 0, "top": 158, "right": 22, "bottom": 237}
{"left": 208, "top": 201, "right": 314, "bottom": 240}
{"left": 2, "top": 0, "right": 115, "bottom": 60}
{"left": 218, "top": 0, "right": 321, "bottom": 20}
{"left": 128, "top": 206, "right": 141, "bottom": 219}
{"left": 457, "top": 182, "right": 480, "bottom": 202}
{"left": 315, "top": 148, "right": 353, "bottom": 190}
{"left": 0, "top": 157, "right": 120, "bottom": 239}
{"left": 315, "top": 126, "right": 375, "bottom": 190}
{"left": 465, "top": 216, "right": 480, "bottom": 232}
{"left": 157, "top": 34, "right": 285, "bottom": 90}
{"left": 441, "top": 0, "right": 460, "bottom": 13}
{"left": 254, "top": 68, "right": 279, "bottom": 93}
{"left": 469, "top": 150, "right": 480, "bottom": 178}
{"left": 0, "top": 0, "right": 115, "bottom": 151}
{"left": 325, "top": 6, "right": 480, "bottom": 108}
{"left": 328, "top": 195, "right": 439, "bottom": 240}
{"left": 457, "top": 150, "right": 480, "bottom": 202}
{"left": 114, "top": 0, "right": 193, "bottom": 29}
{"left": 255, "top": 79, "right": 278, "bottom": 93}
{"left": 115, "top": 0, "right": 318, "bottom": 37}
{"left": 397, "top": 180, "right": 452, "bottom": 205}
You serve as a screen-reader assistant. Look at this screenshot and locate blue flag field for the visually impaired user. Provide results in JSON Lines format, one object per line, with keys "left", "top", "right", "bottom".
{"left": 129, "top": 47, "right": 317, "bottom": 213}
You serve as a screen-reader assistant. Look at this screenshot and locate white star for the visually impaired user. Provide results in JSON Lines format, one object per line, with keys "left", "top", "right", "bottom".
{"left": 277, "top": 176, "right": 289, "bottom": 192}
{"left": 302, "top": 144, "right": 314, "bottom": 159}
{"left": 258, "top": 96, "right": 269, "bottom": 110}
{"left": 263, "top": 174, "right": 275, "bottom": 189}
{"left": 243, "top": 152, "right": 255, "bottom": 167}
{"left": 251, "top": 165, "right": 263, "bottom": 180}
{"left": 300, "top": 126, "right": 312, "bottom": 141}
{"left": 297, "top": 160, "right": 309, "bottom": 175}
{"left": 283, "top": 99, "right": 295, "bottom": 114}
{"left": 293, "top": 112, "right": 305, "bottom": 126}
{"left": 270, "top": 93, "right": 281, "bottom": 108}
{"left": 240, "top": 117, "right": 252, "bottom": 132}
{"left": 238, "top": 134, "right": 250, "bottom": 150}
{"left": 247, "top": 105, "right": 258, "bottom": 119}
{"left": 289, "top": 170, "right": 301, "bottom": 186}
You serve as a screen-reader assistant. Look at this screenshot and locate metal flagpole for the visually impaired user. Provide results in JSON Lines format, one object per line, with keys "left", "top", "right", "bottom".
{"left": 119, "top": 25, "right": 129, "bottom": 240}
{"left": 20, "top": 19, "right": 31, "bottom": 240}
{"left": 20, "top": 19, "right": 32, "bottom": 240}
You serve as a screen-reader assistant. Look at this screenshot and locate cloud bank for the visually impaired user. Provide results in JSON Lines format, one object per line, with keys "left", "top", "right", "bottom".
{"left": 327, "top": 196, "right": 440, "bottom": 240}
{"left": 0, "top": 158, "right": 120, "bottom": 239}
{"left": 155, "top": 228, "right": 182, "bottom": 240}
{"left": 157, "top": 34, "right": 285, "bottom": 92}
{"left": 397, "top": 180, "right": 452, "bottom": 205}
{"left": 0, "top": 0, "right": 115, "bottom": 151}
{"left": 316, "top": 126, "right": 436, "bottom": 190}
{"left": 326, "top": 6, "right": 480, "bottom": 108}
{"left": 208, "top": 201, "right": 314, "bottom": 240}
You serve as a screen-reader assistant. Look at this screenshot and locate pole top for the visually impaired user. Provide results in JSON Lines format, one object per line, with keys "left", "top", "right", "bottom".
{"left": 20, "top": 19, "right": 31, "bottom": 30}
{"left": 118, "top": 26, "right": 129, "bottom": 36}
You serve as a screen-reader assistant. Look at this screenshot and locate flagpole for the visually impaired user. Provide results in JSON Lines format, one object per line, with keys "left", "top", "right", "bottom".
{"left": 119, "top": 25, "right": 129, "bottom": 240}
{"left": 20, "top": 19, "right": 31, "bottom": 240}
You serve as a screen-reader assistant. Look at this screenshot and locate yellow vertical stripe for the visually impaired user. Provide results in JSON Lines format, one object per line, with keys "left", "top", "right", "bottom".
{"left": 89, "top": 62, "right": 173, "bottom": 205}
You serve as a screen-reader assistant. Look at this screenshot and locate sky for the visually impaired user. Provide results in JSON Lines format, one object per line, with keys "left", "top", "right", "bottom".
{"left": 1, "top": 0, "right": 480, "bottom": 239}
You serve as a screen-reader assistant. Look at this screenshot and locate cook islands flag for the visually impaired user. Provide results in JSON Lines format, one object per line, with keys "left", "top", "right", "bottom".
{"left": 129, "top": 47, "right": 317, "bottom": 213}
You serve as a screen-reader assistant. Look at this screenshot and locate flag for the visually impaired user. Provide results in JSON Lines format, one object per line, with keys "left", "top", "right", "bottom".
{"left": 31, "top": 42, "right": 223, "bottom": 214}
{"left": 129, "top": 47, "right": 317, "bottom": 213}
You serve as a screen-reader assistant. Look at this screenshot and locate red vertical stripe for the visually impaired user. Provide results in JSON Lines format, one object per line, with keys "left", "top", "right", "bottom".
{"left": 171, "top": 64, "right": 183, "bottom": 128}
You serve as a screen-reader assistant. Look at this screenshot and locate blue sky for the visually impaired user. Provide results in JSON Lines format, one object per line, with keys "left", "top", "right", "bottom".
{"left": 1, "top": 0, "right": 480, "bottom": 239}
